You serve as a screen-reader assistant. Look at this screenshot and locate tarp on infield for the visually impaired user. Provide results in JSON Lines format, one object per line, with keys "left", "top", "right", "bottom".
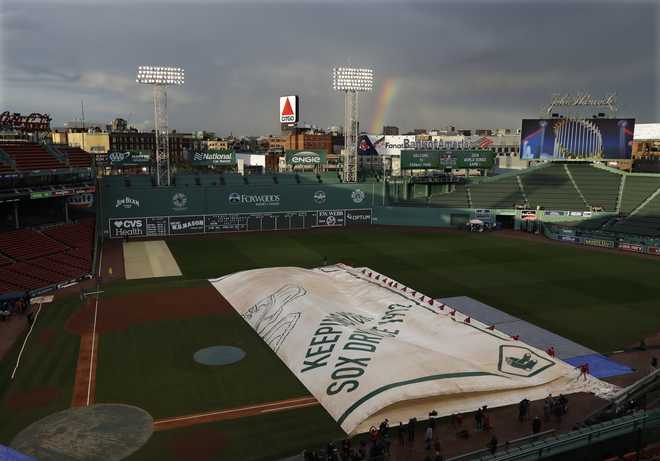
{"left": 210, "top": 264, "right": 618, "bottom": 434}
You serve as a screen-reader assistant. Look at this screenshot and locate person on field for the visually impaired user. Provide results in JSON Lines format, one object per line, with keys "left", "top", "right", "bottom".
{"left": 577, "top": 363, "right": 590, "bottom": 380}
{"left": 424, "top": 425, "right": 433, "bottom": 450}
{"left": 649, "top": 356, "right": 658, "bottom": 374}
{"left": 474, "top": 407, "right": 483, "bottom": 431}
{"left": 546, "top": 346, "right": 556, "bottom": 358}
{"left": 488, "top": 435, "right": 498, "bottom": 455}
{"left": 532, "top": 416, "right": 542, "bottom": 434}
{"left": 398, "top": 421, "right": 405, "bottom": 446}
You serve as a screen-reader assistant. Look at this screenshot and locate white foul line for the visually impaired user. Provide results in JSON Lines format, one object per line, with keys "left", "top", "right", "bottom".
{"left": 259, "top": 401, "right": 319, "bottom": 414}
{"left": 86, "top": 241, "right": 104, "bottom": 406}
{"left": 10, "top": 303, "right": 43, "bottom": 380}
{"left": 154, "top": 397, "right": 317, "bottom": 425}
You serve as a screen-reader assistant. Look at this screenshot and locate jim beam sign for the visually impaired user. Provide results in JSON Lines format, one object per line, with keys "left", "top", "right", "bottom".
{"left": 546, "top": 92, "right": 617, "bottom": 115}
{"left": 280, "top": 95, "right": 299, "bottom": 124}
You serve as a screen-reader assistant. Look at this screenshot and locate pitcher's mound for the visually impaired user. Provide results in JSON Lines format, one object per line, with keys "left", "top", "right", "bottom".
{"left": 11, "top": 404, "right": 153, "bottom": 461}
{"left": 194, "top": 346, "right": 246, "bottom": 366}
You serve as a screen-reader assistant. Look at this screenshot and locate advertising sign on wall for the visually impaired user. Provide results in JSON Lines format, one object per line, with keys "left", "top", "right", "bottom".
{"left": 192, "top": 150, "right": 236, "bottom": 166}
{"left": 520, "top": 118, "right": 635, "bottom": 160}
{"left": 618, "top": 242, "right": 643, "bottom": 253}
{"left": 109, "top": 218, "right": 147, "bottom": 238}
{"left": 169, "top": 216, "right": 205, "bottom": 234}
{"left": 285, "top": 150, "right": 326, "bottom": 165}
{"left": 107, "top": 151, "right": 151, "bottom": 165}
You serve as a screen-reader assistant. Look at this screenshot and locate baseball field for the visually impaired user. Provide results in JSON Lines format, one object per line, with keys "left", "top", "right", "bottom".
{"left": 2, "top": 227, "right": 660, "bottom": 460}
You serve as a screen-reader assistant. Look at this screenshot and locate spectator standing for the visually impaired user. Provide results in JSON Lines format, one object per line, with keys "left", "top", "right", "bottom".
{"left": 398, "top": 421, "right": 405, "bottom": 446}
{"left": 488, "top": 435, "right": 498, "bottom": 455}
{"left": 475, "top": 407, "right": 483, "bottom": 431}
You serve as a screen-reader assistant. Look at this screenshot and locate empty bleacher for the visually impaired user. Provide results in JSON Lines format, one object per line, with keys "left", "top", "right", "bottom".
{"left": 273, "top": 173, "right": 298, "bottom": 185}
{"left": 296, "top": 172, "right": 320, "bottom": 184}
{"left": 427, "top": 185, "right": 470, "bottom": 208}
{"left": 567, "top": 164, "right": 621, "bottom": 211}
{"left": 1, "top": 143, "right": 65, "bottom": 171}
{"left": 126, "top": 175, "right": 153, "bottom": 188}
{"left": 245, "top": 174, "right": 275, "bottom": 186}
{"left": 620, "top": 176, "right": 660, "bottom": 214}
{"left": 469, "top": 178, "right": 525, "bottom": 209}
{"left": 320, "top": 172, "right": 342, "bottom": 184}
{"left": 221, "top": 173, "right": 246, "bottom": 186}
{"left": 0, "top": 229, "right": 68, "bottom": 261}
{"left": 0, "top": 220, "right": 95, "bottom": 294}
{"left": 520, "top": 164, "right": 586, "bottom": 210}
{"left": 55, "top": 146, "right": 92, "bottom": 168}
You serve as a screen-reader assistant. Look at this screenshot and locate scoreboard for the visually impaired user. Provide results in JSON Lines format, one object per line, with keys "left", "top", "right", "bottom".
{"left": 109, "top": 208, "right": 372, "bottom": 239}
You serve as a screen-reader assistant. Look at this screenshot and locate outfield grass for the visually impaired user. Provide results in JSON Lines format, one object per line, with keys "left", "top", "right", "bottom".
{"left": 167, "top": 228, "right": 660, "bottom": 352}
{"left": 0, "top": 295, "right": 80, "bottom": 444}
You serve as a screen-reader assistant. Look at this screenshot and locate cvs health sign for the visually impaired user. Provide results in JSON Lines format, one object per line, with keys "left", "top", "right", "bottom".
{"left": 279, "top": 95, "right": 299, "bottom": 124}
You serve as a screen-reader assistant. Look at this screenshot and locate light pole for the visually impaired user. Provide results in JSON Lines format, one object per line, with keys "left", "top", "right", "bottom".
{"left": 136, "top": 66, "right": 185, "bottom": 186}
{"left": 332, "top": 67, "right": 373, "bottom": 183}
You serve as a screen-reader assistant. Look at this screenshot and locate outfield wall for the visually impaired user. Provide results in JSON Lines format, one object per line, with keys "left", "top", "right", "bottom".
{"left": 101, "top": 183, "right": 383, "bottom": 238}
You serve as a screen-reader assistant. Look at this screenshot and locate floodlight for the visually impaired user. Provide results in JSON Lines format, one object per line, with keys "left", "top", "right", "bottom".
{"left": 332, "top": 67, "right": 375, "bottom": 182}
{"left": 136, "top": 65, "right": 185, "bottom": 186}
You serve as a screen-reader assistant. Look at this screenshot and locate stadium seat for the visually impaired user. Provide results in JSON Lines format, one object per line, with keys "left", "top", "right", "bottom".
{"left": 620, "top": 176, "right": 660, "bottom": 214}
{"left": 520, "top": 164, "right": 586, "bottom": 210}
{"left": 567, "top": 164, "right": 621, "bottom": 211}
{"left": 53, "top": 146, "right": 92, "bottom": 168}
{"left": 469, "top": 178, "right": 525, "bottom": 208}
{"left": 296, "top": 172, "right": 321, "bottom": 184}
{"left": 1, "top": 143, "right": 65, "bottom": 171}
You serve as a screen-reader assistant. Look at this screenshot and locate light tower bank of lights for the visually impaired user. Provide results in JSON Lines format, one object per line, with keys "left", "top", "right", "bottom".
{"left": 136, "top": 66, "right": 185, "bottom": 186}
{"left": 332, "top": 67, "right": 374, "bottom": 183}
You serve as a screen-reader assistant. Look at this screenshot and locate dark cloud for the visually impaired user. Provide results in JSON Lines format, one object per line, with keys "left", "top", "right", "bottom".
{"left": 1, "top": 1, "right": 657, "bottom": 135}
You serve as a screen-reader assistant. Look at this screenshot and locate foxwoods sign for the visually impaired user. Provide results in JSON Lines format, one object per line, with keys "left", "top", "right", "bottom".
{"left": 546, "top": 92, "right": 617, "bottom": 114}
{"left": 228, "top": 192, "right": 280, "bottom": 207}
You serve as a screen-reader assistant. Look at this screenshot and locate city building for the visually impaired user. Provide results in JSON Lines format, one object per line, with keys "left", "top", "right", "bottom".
{"left": 383, "top": 126, "right": 399, "bottom": 135}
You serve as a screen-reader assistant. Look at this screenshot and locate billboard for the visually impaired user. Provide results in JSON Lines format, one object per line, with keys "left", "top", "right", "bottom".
{"left": 285, "top": 150, "right": 326, "bottom": 165}
{"left": 280, "top": 95, "right": 299, "bottom": 124}
{"left": 400, "top": 150, "right": 495, "bottom": 169}
{"left": 106, "top": 151, "right": 151, "bottom": 166}
{"left": 357, "top": 135, "right": 416, "bottom": 156}
{"left": 192, "top": 150, "right": 236, "bottom": 166}
{"left": 520, "top": 118, "right": 634, "bottom": 160}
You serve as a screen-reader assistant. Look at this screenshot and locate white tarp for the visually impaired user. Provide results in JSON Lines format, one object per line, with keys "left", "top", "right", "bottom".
{"left": 210, "top": 264, "right": 617, "bottom": 434}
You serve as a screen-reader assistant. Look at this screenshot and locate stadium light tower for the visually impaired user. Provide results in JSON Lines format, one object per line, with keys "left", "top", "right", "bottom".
{"left": 332, "top": 67, "right": 373, "bottom": 183}
{"left": 136, "top": 66, "right": 185, "bottom": 186}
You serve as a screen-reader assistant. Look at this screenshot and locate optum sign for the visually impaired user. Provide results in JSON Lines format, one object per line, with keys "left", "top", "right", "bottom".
{"left": 285, "top": 150, "right": 326, "bottom": 165}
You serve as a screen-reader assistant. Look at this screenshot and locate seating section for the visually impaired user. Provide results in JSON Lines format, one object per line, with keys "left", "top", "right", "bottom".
{"left": 1, "top": 143, "right": 64, "bottom": 171}
{"left": 520, "top": 164, "right": 586, "bottom": 211}
{"left": 620, "top": 176, "right": 660, "bottom": 214}
{"left": 428, "top": 185, "right": 470, "bottom": 208}
{"left": 469, "top": 178, "right": 525, "bottom": 208}
{"left": 245, "top": 174, "right": 275, "bottom": 186}
{"left": 126, "top": 175, "right": 153, "bottom": 187}
{"left": 0, "top": 229, "right": 69, "bottom": 260}
{"left": 222, "top": 173, "right": 246, "bottom": 186}
{"left": 320, "top": 172, "right": 342, "bottom": 184}
{"left": 296, "top": 173, "right": 321, "bottom": 184}
{"left": 274, "top": 173, "right": 298, "bottom": 185}
{"left": 567, "top": 164, "right": 621, "bottom": 211}
{"left": 55, "top": 146, "right": 92, "bottom": 168}
{"left": 0, "top": 220, "right": 95, "bottom": 294}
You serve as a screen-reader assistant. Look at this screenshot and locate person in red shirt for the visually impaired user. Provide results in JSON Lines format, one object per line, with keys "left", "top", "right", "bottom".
{"left": 546, "top": 346, "right": 556, "bottom": 358}
{"left": 577, "top": 363, "right": 589, "bottom": 380}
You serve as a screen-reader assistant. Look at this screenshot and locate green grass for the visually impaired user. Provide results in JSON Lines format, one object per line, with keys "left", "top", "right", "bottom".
{"left": 124, "top": 405, "right": 343, "bottom": 461}
{"left": 167, "top": 228, "right": 660, "bottom": 352}
{"left": 5, "top": 227, "right": 660, "bottom": 459}
{"left": 96, "top": 313, "right": 309, "bottom": 419}
{"left": 0, "top": 295, "right": 81, "bottom": 444}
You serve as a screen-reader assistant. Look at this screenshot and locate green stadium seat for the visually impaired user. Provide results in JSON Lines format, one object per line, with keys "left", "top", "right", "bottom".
{"left": 319, "top": 172, "right": 342, "bottom": 184}
{"left": 567, "top": 164, "right": 621, "bottom": 211}
{"left": 620, "top": 175, "right": 660, "bottom": 214}
{"left": 296, "top": 172, "right": 320, "bottom": 184}
{"left": 469, "top": 178, "right": 525, "bottom": 209}
{"left": 520, "top": 164, "right": 586, "bottom": 211}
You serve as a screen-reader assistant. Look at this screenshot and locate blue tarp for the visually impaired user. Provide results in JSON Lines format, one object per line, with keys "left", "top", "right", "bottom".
{"left": 0, "top": 445, "right": 36, "bottom": 461}
{"left": 564, "top": 354, "right": 634, "bottom": 379}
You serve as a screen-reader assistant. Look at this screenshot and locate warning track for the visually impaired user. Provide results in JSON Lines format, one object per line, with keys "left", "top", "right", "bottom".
{"left": 153, "top": 396, "right": 319, "bottom": 431}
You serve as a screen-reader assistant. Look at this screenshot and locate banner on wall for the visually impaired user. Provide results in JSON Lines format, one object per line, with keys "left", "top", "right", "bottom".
{"left": 192, "top": 150, "right": 236, "bottom": 166}
{"left": 210, "top": 264, "right": 616, "bottom": 434}
{"left": 285, "top": 150, "right": 326, "bottom": 165}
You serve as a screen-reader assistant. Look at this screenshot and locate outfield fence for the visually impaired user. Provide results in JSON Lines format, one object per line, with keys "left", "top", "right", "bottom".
{"left": 543, "top": 223, "right": 660, "bottom": 256}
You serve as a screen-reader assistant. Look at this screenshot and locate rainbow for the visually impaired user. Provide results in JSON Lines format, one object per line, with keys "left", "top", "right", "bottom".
{"left": 369, "top": 79, "right": 399, "bottom": 134}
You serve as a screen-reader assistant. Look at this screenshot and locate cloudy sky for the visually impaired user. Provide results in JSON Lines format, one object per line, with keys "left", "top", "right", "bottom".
{"left": 1, "top": 0, "right": 658, "bottom": 136}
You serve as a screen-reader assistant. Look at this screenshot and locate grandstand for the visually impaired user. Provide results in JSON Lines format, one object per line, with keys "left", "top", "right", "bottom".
{"left": 0, "top": 218, "right": 94, "bottom": 293}
{"left": 565, "top": 163, "right": 621, "bottom": 211}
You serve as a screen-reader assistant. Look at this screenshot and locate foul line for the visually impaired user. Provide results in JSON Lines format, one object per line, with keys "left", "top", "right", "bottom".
{"left": 153, "top": 396, "right": 318, "bottom": 427}
{"left": 86, "top": 241, "right": 104, "bottom": 406}
{"left": 10, "top": 303, "right": 43, "bottom": 380}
